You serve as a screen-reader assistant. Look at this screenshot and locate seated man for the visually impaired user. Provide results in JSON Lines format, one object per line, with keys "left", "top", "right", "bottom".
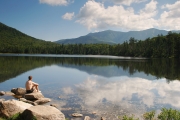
{"left": 25, "top": 76, "right": 41, "bottom": 93}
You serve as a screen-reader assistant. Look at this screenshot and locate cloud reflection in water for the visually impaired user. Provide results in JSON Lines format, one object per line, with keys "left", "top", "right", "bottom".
{"left": 73, "top": 76, "right": 180, "bottom": 115}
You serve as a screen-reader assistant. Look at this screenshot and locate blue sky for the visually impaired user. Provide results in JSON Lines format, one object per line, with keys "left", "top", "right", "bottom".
{"left": 0, "top": 0, "right": 179, "bottom": 41}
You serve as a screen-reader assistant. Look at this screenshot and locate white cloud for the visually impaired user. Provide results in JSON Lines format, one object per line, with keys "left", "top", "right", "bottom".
{"left": 110, "top": 0, "right": 147, "bottom": 6}
{"left": 76, "top": 0, "right": 158, "bottom": 31}
{"left": 62, "top": 12, "right": 74, "bottom": 20}
{"left": 158, "top": 1, "right": 180, "bottom": 30}
{"left": 39, "top": 0, "right": 69, "bottom": 6}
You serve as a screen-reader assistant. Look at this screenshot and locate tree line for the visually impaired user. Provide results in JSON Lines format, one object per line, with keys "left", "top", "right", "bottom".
{"left": 1, "top": 23, "right": 180, "bottom": 58}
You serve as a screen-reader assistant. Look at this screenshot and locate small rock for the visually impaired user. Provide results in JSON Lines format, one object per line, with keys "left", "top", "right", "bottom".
{"left": 0, "top": 91, "right": 5, "bottom": 96}
{"left": 19, "top": 98, "right": 27, "bottom": 102}
{"left": 61, "top": 107, "right": 72, "bottom": 111}
{"left": 72, "top": 113, "right": 83, "bottom": 117}
{"left": 34, "top": 98, "right": 51, "bottom": 105}
{"left": 50, "top": 104, "right": 58, "bottom": 108}
{"left": 84, "top": 116, "right": 91, "bottom": 120}
{"left": 92, "top": 112, "right": 97, "bottom": 114}
{"left": 11, "top": 88, "right": 16, "bottom": 94}
{"left": 5, "top": 91, "right": 15, "bottom": 96}
{"left": 101, "top": 117, "right": 106, "bottom": 120}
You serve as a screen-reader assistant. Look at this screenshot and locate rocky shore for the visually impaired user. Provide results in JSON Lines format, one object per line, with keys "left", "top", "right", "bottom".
{"left": 0, "top": 88, "right": 97, "bottom": 120}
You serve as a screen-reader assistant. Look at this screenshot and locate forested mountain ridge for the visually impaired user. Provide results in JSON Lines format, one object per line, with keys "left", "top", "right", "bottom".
{"left": 55, "top": 28, "right": 177, "bottom": 44}
{"left": 0, "top": 22, "right": 180, "bottom": 58}
{"left": 0, "top": 22, "right": 59, "bottom": 53}
{"left": 56, "top": 35, "right": 116, "bottom": 45}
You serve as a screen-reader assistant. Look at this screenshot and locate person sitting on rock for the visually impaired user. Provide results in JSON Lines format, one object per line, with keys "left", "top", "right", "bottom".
{"left": 25, "top": 76, "right": 41, "bottom": 93}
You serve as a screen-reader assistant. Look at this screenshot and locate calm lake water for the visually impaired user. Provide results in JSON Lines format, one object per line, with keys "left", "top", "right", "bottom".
{"left": 0, "top": 54, "right": 180, "bottom": 120}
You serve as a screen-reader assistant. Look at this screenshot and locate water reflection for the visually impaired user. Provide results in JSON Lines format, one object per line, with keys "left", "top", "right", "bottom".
{"left": 1, "top": 55, "right": 180, "bottom": 119}
{"left": 58, "top": 76, "right": 180, "bottom": 119}
{"left": 0, "top": 55, "right": 180, "bottom": 83}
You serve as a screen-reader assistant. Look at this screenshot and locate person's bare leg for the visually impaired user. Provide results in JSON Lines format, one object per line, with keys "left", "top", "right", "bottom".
{"left": 35, "top": 85, "right": 39, "bottom": 92}
{"left": 31, "top": 86, "right": 37, "bottom": 92}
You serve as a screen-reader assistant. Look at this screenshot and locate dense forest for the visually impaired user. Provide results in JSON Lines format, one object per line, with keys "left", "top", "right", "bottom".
{"left": 0, "top": 22, "right": 180, "bottom": 58}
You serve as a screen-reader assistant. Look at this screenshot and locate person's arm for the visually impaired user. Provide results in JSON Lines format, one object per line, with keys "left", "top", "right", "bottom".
{"left": 32, "top": 81, "right": 39, "bottom": 86}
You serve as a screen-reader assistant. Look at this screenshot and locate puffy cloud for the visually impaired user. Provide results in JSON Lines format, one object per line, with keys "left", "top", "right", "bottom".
{"left": 62, "top": 12, "right": 75, "bottom": 20}
{"left": 76, "top": 0, "right": 180, "bottom": 31}
{"left": 76, "top": 0, "right": 158, "bottom": 31}
{"left": 158, "top": 1, "right": 180, "bottom": 30}
{"left": 139, "top": 0, "right": 157, "bottom": 17}
{"left": 39, "top": 0, "right": 69, "bottom": 6}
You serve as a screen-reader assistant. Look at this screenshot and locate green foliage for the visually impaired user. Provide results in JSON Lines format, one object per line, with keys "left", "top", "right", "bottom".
{"left": 157, "top": 108, "right": 180, "bottom": 120}
{"left": 0, "top": 118, "right": 6, "bottom": 120}
{"left": 121, "top": 108, "right": 180, "bottom": 120}
{"left": 121, "top": 115, "right": 139, "bottom": 120}
{"left": 7, "top": 113, "right": 21, "bottom": 120}
{"left": 143, "top": 110, "right": 155, "bottom": 120}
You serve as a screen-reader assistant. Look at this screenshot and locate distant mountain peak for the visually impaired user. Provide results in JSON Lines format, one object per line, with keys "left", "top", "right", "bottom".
{"left": 55, "top": 28, "right": 177, "bottom": 45}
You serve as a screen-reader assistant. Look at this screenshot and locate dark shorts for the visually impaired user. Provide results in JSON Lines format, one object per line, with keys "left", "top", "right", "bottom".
{"left": 26, "top": 89, "right": 33, "bottom": 93}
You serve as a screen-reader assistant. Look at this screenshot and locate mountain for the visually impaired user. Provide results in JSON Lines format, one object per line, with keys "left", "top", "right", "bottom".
{"left": 55, "top": 28, "right": 178, "bottom": 44}
{"left": 56, "top": 35, "right": 116, "bottom": 45}
{"left": 0, "top": 22, "right": 57, "bottom": 46}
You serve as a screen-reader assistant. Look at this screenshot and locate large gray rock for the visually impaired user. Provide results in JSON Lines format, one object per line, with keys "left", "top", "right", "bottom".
{"left": 11, "top": 88, "right": 26, "bottom": 95}
{"left": 21, "top": 105, "right": 65, "bottom": 120}
{"left": 24, "top": 92, "right": 44, "bottom": 100}
{"left": 0, "top": 99, "right": 32, "bottom": 118}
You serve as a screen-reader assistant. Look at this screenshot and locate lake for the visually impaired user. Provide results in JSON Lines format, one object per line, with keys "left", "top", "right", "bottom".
{"left": 0, "top": 54, "right": 180, "bottom": 120}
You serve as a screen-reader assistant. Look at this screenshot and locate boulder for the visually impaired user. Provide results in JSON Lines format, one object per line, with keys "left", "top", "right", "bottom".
{"left": 11, "top": 88, "right": 26, "bottom": 95}
{"left": 19, "top": 98, "right": 37, "bottom": 106}
{"left": 24, "top": 92, "right": 44, "bottom": 100}
{"left": 34, "top": 98, "right": 51, "bottom": 105}
{"left": 0, "top": 99, "right": 5, "bottom": 102}
{"left": 21, "top": 105, "right": 65, "bottom": 120}
{"left": 0, "top": 99, "right": 32, "bottom": 118}
{"left": 5, "top": 91, "right": 15, "bottom": 96}
{"left": 0, "top": 91, "right": 5, "bottom": 96}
